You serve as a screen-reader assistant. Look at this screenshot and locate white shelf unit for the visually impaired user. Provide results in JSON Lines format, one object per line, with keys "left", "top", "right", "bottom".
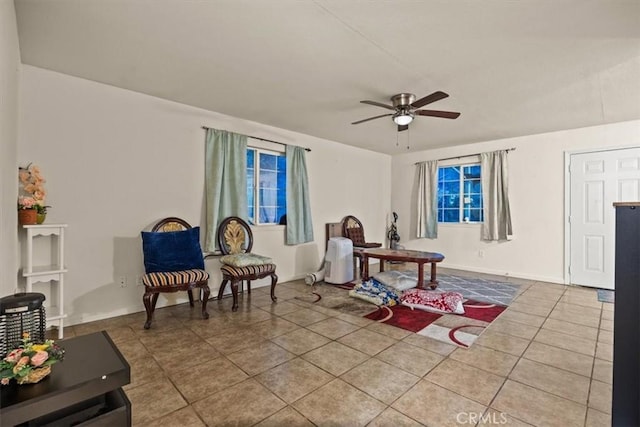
{"left": 22, "top": 224, "right": 68, "bottom": 339}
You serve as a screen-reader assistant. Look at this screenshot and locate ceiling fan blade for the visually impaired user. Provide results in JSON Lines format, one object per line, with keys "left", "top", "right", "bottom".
{"left": 411, "top": 91, "right": 449, "bottom": 109}
{"left": 415, "top": 109, "right": 461, "bottom": 119}
{"left": 398, "top": 124, "right": 409, "bottom": 132}
{"left": 360, "top": 100, "right": 395, "bottom": 110}
{"left": 351, "top": 113, "right": 393, "bottom": 125}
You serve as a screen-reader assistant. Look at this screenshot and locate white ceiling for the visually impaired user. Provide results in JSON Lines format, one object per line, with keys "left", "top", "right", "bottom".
{"left": 14, "top": 0, "right": 640, "bottom": 154}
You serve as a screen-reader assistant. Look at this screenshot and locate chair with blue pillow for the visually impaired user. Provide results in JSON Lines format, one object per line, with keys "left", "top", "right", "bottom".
{"left": 140, "top": 217, "right": 210, "bottom": 329}
{"left": 216, "top": 216, "right": 278, "bottom": 311}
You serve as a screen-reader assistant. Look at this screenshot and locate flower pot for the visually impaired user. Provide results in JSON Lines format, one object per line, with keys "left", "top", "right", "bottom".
{"left": 36, "top": 212, "right": 46, "bottom": 224}
{"left": 18, "top": 209, "right": 37, "bottom": 226}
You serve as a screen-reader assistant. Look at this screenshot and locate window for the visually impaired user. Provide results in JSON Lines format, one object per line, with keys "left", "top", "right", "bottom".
{"left": 438, "top": 164, "right": 483, "bottom": 223}
{"left": 247, "top": 148, "right": 286, "bottom": 225}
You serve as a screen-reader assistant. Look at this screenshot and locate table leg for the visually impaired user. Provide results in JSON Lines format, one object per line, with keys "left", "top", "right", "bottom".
{"left": 417, "top": 262, "right": 425, "bottom": 289}
{"left": 362, "top": 255, "right": 370, "bottom": 281}
{"left": 429, "top": 262, "right": 439, "bottom": 289}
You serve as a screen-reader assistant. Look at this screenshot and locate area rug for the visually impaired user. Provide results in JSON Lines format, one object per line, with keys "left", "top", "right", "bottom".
{"left": 365, "top": 299, "right": 507, "bottom": 348}
{"left": 401, "top": 272, "right": 521, "bottom": 306}
{"left": 597, "top": 289, "right": 614, "bottom": 303}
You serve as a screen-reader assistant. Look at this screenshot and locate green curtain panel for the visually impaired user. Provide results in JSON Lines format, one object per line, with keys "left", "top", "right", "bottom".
{"left": 481, "top": 150, "right": 513, "bottom": 241}
{"left": 417, "top": 160, "right": 438, "bottom": 239}
{"left": 204, "top": 129, "right": 248, "bottom": 251}
{"left": 286, "top": 145, "right": 314, "bottom": 245}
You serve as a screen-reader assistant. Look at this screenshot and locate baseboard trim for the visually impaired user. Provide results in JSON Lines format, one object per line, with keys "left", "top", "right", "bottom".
{"left": 441, "top": 263, "right": 565, "bottom": 285}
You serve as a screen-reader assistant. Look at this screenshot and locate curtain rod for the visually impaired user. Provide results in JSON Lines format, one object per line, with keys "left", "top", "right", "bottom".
{"left": 414, "top": 147, "right": 516, "bottom": 165}
{"left": 201, "top": 126, "right": 311, "bottom": 152}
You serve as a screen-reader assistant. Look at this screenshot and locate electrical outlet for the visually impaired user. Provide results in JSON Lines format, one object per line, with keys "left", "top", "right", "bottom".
{"left": 478, "top": 250, "right": 484, "bottom": 258}
{"left": 118, "top": 276, "right": 127, "bottom": 287}
{"left": 136, "top": 276, "right": 144, "bottom": 286}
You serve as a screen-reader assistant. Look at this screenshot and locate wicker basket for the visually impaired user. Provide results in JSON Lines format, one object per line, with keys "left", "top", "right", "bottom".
{"left": 16, "top": 365, "right": 51, "bottom": 384}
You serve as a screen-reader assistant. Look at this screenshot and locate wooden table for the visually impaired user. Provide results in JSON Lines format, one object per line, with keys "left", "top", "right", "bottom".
{"left": 361, "top": 248, "right": 445, "bottom": 289}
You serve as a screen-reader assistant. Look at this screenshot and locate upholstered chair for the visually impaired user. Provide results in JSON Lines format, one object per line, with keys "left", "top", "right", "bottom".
{"left": 216, "top": 216, "right": 278, "bottom": 311}
{"left": 140, "top": 217, "right": 210, "bottom": 329}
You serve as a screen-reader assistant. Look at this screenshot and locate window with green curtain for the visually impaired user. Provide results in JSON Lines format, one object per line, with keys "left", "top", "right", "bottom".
{"left": 246, "top": 148, "right": 287, "bottom": 225}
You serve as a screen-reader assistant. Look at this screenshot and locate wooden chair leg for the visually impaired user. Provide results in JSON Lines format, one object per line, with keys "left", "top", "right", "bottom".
{"left": 200, "top": 284, "right": 210, "bottom": 319}
{"left": 151, "top": 293, "right": 160, "bottom": 311}
{"left": 247, "top": 280, "right": 252, "bottom": 294}
{"left": 270, "top": 273, "right": 278, "bottom": 303}
{"left": 187, "top": 289, "right": 194, "bottom": 307}
{"left": 218, "top": 278, "right": 229, "bottom": 299}
{"left": 143, "top": 289, "right": 155, "bottom": 329}
{"left": 231, "top": 280, "right": 240, "bottom": 311}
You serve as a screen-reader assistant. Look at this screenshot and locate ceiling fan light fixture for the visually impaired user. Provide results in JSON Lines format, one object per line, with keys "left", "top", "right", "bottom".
{"left": 393, "top": 111, "right": 414, "bottom": 126}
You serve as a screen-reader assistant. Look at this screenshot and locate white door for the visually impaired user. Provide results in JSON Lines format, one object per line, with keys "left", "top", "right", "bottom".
{"left": 569, "top": 147, "right": 640, "bottom": 289}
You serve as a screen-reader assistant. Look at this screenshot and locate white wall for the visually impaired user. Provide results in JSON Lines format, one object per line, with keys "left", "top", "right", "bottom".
{"left": 0, "top": 1, "right": 20, "bottom": 297}
{"left": 18, "top": 65, "right": 391, "bottom": 325}
{"left": 392, "top": 120, "right": 640, "bottom": 284}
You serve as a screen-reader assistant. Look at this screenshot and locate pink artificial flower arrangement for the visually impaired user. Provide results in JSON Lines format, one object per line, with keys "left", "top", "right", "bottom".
{"left": 18, "top": 163, "right": 51, "bottom": 214}
{"left": 0, "top": 333, "right": 64, "bottom": 385}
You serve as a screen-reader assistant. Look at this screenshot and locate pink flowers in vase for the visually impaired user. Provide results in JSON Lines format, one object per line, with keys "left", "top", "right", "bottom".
{"left": 18, "top": 163, "right": 51, "bottom": 215}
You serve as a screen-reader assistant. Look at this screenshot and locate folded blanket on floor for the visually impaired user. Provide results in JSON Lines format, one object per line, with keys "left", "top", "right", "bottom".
{"left": 349, "top": 278, "right": 401, "bottom": 306}
{"left": 401, "top": 288, "right": 465, "bottom": 314}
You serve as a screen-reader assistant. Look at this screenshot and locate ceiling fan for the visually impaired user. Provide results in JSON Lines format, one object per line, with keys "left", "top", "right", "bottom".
{"left": 352, "top": 91, "right": 460, "bottom": 132}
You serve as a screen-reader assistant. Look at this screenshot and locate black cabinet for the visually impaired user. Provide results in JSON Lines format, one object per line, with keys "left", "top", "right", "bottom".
{"left": 612, "top": 203, "right": 640, "bottom": 427}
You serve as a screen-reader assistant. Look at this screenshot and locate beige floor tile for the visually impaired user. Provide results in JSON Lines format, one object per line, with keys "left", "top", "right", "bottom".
{"left": 139, "top": 406, "right": 205, "bottom": 427}
{"left": 514, "top": 293, "right": 560, "bottom": 306}
{"left": 497, "top": 310, "right": 546, "bottom": 327}
{"left": 169, "top": 356, "right": 248, "bottom": 403}
{"left": 491, "top": 380, "right": 586, "bottom": 427}
{"left": 337, "top": 328, "right": 397, "bottom": 355}
{"left": 592, "top": 358, "right": 612, "bottom": 384}
{"left": 306, "top": 317, "right": 361, "bottom": 339}
{"left": 138, "top": 325, "right": 201, "bottom": 348}
{"left": 597, "top": 330, "right": 613, "bottom": 344}
{"left": 151, "top": 339, "right": 221, "bottom": 373}
{"left": 252, "top": 317, "right": 301, "bottom": 339}
{"left": 585, "top": 408, "right": 611, "bottom": 427}
{"left": 192, "top": 379, "right": 286, "bottom": 426}
{"left": 589, "top": 380, "right": 612, "bottom": 414}
{"left": 259, "top": 300, "right": 305, "bottom": 316}
{"left": 426, "top": 358, "right": 505, "bottom": 405}
{"left": 115, "top": 338, "right": 151, "bottom": 362}
{"left": 254, "top": 406, "right": 314, "bottom": 427}
{"left": 204, "top": 327, "right": 265, "bottom": 355}
{"left": 255, "top": 358, "right": 334, "bottom": 403}
{"left": 367, "top": 408, "right": 423, "bottom": 427}
{"left": 293, "top": 379, "right": 386, "bottom": 426}
{"left": 510, "top": 358, "right": 590, "bottom": 404}
{"left": 270, "top": 328, "right": 331, "bottom": 355}
{"left": 559, "top": 294, "right": 602, "bottom": 309}
{"left": 334, "top": 312, "right": 375, "bottom": 327}
{"left": 302, "top": 341, "right": 370, "bottom": 376}
{"left": 486, "top": 318, "right": 539, "bottom": 340}
{"left": 549, "top": 304, "right": 601, "bottom": 328}
{"left": 602, "top": 301, "right": 614, "bottom": 312}
{"left": 402, "top": 333, "right": 457, "bottom": 356}
{"left": 341, "top": 358, "right": 419, "bottom": 404}
{"left": 595, "top": 341, "right": 613, "bottom": 362}
{"left": 475, "top": 330, "right": 530, "bottom": 357}
{"left": 123, "top": 355, "right": 165, "bottom": 391}
{"left": 392, "top": 380, "right": 486, "bottom": 427}
{"left": 542, "top": 317, "right": 599, "bottom": 341}
{"left": 376, "top": 341, "right": 444, "bottom": 377}
{"left": 600, "top": 319, "right": 613, "bottom": 331}
{"left": 477, "top": 409, "right": 534, "bottom": 426}
{"left": 281, "top": 308, "right": 329, "bottom": 326}
{"left": 522, "top": 342, "right": 593, "bottom": 377}
{"left": 366, "top": 321, "right": 413, "bottom": 340}
{"left": 600, "top": 309, "right": 613, "bottom": 321}
{"left": 449, "top": 345, "right": 518, "bottom": 377}
{"left": 226, "top": 341, "right": 296, "bottom": 375}
{"left": 508, "top": 301, "right": 553, "bottom": 317}
{"left": 534, "top": 328, "right": 596, "bottom": 356}
{"left": 125, "top": 378, "right": 188, "bottom": 425}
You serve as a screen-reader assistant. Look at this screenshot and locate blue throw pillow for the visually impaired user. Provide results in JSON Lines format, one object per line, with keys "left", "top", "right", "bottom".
{"left": 141, "top": 227, "right": 205, "bottom": 273}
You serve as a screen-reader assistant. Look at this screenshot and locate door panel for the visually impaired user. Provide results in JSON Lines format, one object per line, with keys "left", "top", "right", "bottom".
{"left": 570, "top": 147, "right": 640, "bottom": 289}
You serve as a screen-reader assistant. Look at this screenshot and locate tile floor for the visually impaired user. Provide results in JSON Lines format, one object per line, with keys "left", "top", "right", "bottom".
{"left": 57, "top": 269, "right": 613, "bottom": 426}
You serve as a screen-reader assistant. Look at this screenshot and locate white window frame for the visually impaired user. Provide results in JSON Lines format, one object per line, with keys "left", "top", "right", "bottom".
{"left": 247, "top": 147, "right": 286, "bottom": 226}
{"left": 437, "top": 163, "right": 483, "bottom": 224}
